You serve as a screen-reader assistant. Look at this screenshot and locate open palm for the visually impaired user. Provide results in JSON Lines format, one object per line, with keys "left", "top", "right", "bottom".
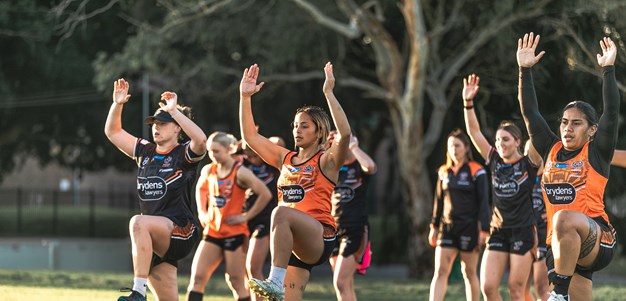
{"left": 597, "top": 37, "right": 617, "bottom": 67}
{"left": 462, "top": 74, "right": 480, "bottom": 101}
{"left": 240, "top": 64, "right": 264, "bottom": 97}
{"left": 113, "top": 79, "right": 130, "bottom": 104}
{"left": 517, "top": 32, "right": 545, "bottom": 68}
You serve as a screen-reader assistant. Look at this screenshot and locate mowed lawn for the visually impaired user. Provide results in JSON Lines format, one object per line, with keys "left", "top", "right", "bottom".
{"left": 2, "top": 269, "right": 626, "bottom": 301}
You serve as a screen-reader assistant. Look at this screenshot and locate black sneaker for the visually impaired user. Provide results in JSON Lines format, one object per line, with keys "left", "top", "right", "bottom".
{"left": 118, "top": 288, "right": 147, "bottom": 301}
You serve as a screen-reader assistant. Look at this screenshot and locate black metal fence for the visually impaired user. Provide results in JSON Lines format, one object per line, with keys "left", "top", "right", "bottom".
{"left": 0, "top": 188, "right": 138, "bottom": 237}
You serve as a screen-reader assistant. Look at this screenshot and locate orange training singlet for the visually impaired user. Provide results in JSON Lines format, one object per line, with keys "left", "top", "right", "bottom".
{"left": 277, "top": 151, "right": 336, "bottom": 230}
{"left": 541, "top": 141, "right": 610, "bottom": 245}
{"left": 204, "top": 162, "right": 249, "bottom": 238}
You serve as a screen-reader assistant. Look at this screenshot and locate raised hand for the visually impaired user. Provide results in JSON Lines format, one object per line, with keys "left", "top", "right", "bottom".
{"left": 462, "top": 74, "right": 480, "bottom": 101}
{"left": 159, "top": 91, "right": 178, "bottom": 112}
{"left": 323, "top": 62, "right": 335, "bottom": 95}
{"left": 240, "top": 64, "right": 265, "bottom": 97}
{"left": 517, "top": 32, "right": 545, "bottom": 68}
{"left": 597, "top": 37, "right": 617, "bottom": 67}
{"left": 112, "top": 79, "right": 131, "bottom": 104}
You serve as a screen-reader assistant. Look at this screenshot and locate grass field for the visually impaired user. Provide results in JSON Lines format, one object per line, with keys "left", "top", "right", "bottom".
{"left": 1, "top": 269, "right": 626, "bottom": 300}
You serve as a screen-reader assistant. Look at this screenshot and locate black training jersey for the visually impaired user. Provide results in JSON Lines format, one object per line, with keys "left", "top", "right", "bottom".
{"left": 431, "top": 161, "right": 490, "bottom": 232}
{"left": 487, "top": 148, "right": 538, "bottom": 228}
{"left": 133, "top": 138, "right": 205, "bottom": 227}
{"left": 243, "top": 159, "right": 279, "bottom": 218}
{"left": 531, "top": 174, "right": 547, "bottom": 228}
{"left": 331, "top": 159, "right": 370, "bottom": 227}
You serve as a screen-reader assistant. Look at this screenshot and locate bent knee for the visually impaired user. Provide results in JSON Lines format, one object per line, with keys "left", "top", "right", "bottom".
{"left": 552, "top": 210, "right": 582, "bottom": 232}
{"left": 129, "top": 215, "right": 145, "bottom": 232}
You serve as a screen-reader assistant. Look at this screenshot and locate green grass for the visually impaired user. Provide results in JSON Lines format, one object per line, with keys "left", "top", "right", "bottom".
{"left": 2, "top": 269, "right": 626, "bottom": 300}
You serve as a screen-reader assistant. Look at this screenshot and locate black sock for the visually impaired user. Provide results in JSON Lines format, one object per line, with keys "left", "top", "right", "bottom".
{"left": 552, "top": 273, "right": 572, "bottom": 296}
{"left": 187, "top": 291, "right": 203, "bottom": 301}
{"left": 237, "top": 297, "right": 251, "bottom": 301}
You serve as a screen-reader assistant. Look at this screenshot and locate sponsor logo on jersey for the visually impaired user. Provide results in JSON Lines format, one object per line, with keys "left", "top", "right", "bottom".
{"left": 572, "top": 161, "right": 583, "bottom": 168}
{"left": 304, "top": 165, "right": 314, "bottom": 172}
{"left": 154, "top": 155, "right": 165, "bottom": 160}
{"left": 212, "top": 196, "right": 227, "bottom": 208}
{"left": 137, "top": 176, "right": 167, "bottom": 201}
{"left": 141, "top": 157, "right": 149, "bottom": 166}
{"left": 493, "top": 178, "right": 520, "bottom": 197}
{"left": 280, "top": 184, "right": 305, "bottom": 203}
{"left": 555, "top": 163, "right": 569, "bottom": 168}
{"left": 289, "top": 167, "right": 301, "bottom": 173}
{"left": 333, "top": 184, "right": 355, "bottom": 203}
{"left": 543, "top": 182, "right": 576, "bottom": 205}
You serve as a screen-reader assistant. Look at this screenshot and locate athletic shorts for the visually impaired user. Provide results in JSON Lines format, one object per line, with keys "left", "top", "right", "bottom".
{"left": 437, "top": 222, "right": 479, "bottom": 252}
{"left": 331, "top": 224, "right": 369, "bottom": 259}
{"left": 204, "top": 233, "right": 247, "bottom": 251}
{"left": 289, "top": 223, "right": 337, "bottom": 271}
{"left": 247, "top": 214, "right": 271, "bottom": 239}
{"left": 487, "top": 225, "right": 536, "bottom": 256}
{"left": 151, "top": 221, "right": 199, "bottom": 268}
{"left": 546, "top": 218, "right": 617, "bottom": 281}
{"left": 536, "top": 222, "right": 547, "bottom": 261}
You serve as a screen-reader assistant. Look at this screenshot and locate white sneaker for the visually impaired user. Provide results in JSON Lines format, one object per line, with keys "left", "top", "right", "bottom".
{"left": 248, "top": 278, "right": 284, "bottom": 301}
{"left": 547, "top": 291, "right": 569, "bottom": 301}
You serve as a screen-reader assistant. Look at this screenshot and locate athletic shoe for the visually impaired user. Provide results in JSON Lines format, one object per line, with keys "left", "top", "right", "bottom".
{"left": 248, "top": 278, "right": 284, "bottom": 301}
{"left": 547, "top": 291, "right": 569, "bottom": 301}
{"left": 118, "top": 289, "right": 147, "bottom": 301}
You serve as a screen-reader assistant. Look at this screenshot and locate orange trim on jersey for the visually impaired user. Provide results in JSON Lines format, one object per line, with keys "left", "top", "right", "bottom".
{"left": 165, "top": 170, "right": 183, "bottom": 183}
{"left": 467, "top": 161, "right": 485, "bottom": 177}
{"left": 542, "top": 141, "right": 610, "bottom": 245}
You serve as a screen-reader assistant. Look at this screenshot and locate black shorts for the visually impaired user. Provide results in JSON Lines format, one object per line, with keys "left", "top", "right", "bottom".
{"left": 546, "top": 219, "right": 617, "bottom": 281}
{"left": 204, "top": 233, "right": 247, "bottom": 251}
{"left": 331, "top": 224, "right": 369, "bottom": 259}
{"left": 536, "top": 223, "right": 547, "bottom": 261}
{"left": 248, "top": 214, "right": 271, "bottom": 239}
{"left": 487, "top": 225, "right": 536, "bottom": 256}
{"left": 437, "top": 222, "right": 479, "bottom": 252}
{"left": 289, "top": 223, "right": 337, "bottom": 271}
{"left": 151, "top": 221, "right": 199, "bottom": 268}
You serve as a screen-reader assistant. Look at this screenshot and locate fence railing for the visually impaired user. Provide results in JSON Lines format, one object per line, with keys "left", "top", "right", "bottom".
{"left": 0, "top": 188, "right": 138, "bottom": 237}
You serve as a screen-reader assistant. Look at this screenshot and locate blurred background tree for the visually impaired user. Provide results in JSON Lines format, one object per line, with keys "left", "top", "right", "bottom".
{"left": 2, "top": 0, "right": 626, "bottom": 278}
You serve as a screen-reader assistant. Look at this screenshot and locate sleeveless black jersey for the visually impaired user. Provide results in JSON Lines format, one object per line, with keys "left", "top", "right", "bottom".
{"left": 331, "top": 159, "right": 370, "bottom": 227}
{"left": 242, "top": 159, "right": 279, "bottom": 218}
{"left": 431, "top": 161, "right": 490, "bottom": 232}
{"left": 487, "top": 147, "right": 538, "bottom": 228}
{"left": 531, "top": 175, "right": 547, "bottom": 228}
{"left": 133, "top": 138, "right": 204, "bottom": 227}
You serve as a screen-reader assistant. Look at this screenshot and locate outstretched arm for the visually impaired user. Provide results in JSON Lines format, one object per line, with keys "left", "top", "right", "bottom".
{"left": 239, "top": 64, "right": 288, "bottom": 169}
{"left": 516, "top": 32, "right": 557, "bottom": 157}
{"left": 349, "top": 136, "right": 377, "bottom": 174}
{"left": 594, "top": 37, "right": 620, "bottom": 172}
{"left": 159, "top": 92, "right": 207, "bottom": 156}
{"left": 104, "top": 79, "right": 138, "bottom": 157}
{"left": 321, "top": 62, "right": 352, "bottom": 178}
{"left": 462, "top": 74, "right": 491, "bottom": 160}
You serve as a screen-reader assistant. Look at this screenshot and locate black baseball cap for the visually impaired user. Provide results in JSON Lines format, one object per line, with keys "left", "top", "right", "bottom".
{"left": 144, "top": 109, "right": 176, "bottom": 124}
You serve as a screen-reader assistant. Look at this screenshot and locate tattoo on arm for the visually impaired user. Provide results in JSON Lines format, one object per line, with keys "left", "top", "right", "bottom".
{"left": 579, "top": 217, "right": 598, "bottom": 259}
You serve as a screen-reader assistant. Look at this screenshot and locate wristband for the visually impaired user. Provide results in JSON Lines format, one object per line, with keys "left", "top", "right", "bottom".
{"left": 464, "top": 105, "right": 474, "bottom": 110}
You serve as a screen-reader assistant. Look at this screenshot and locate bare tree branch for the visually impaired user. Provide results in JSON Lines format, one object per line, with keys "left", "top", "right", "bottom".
{"left": 158, "top": 0, "right": 235, "bottom": 34}
{"left": 52, "top": 0, "right": 121, "bottom": 48}
{"left": 289, "top": 0, "right": 361, "bottom": 39}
